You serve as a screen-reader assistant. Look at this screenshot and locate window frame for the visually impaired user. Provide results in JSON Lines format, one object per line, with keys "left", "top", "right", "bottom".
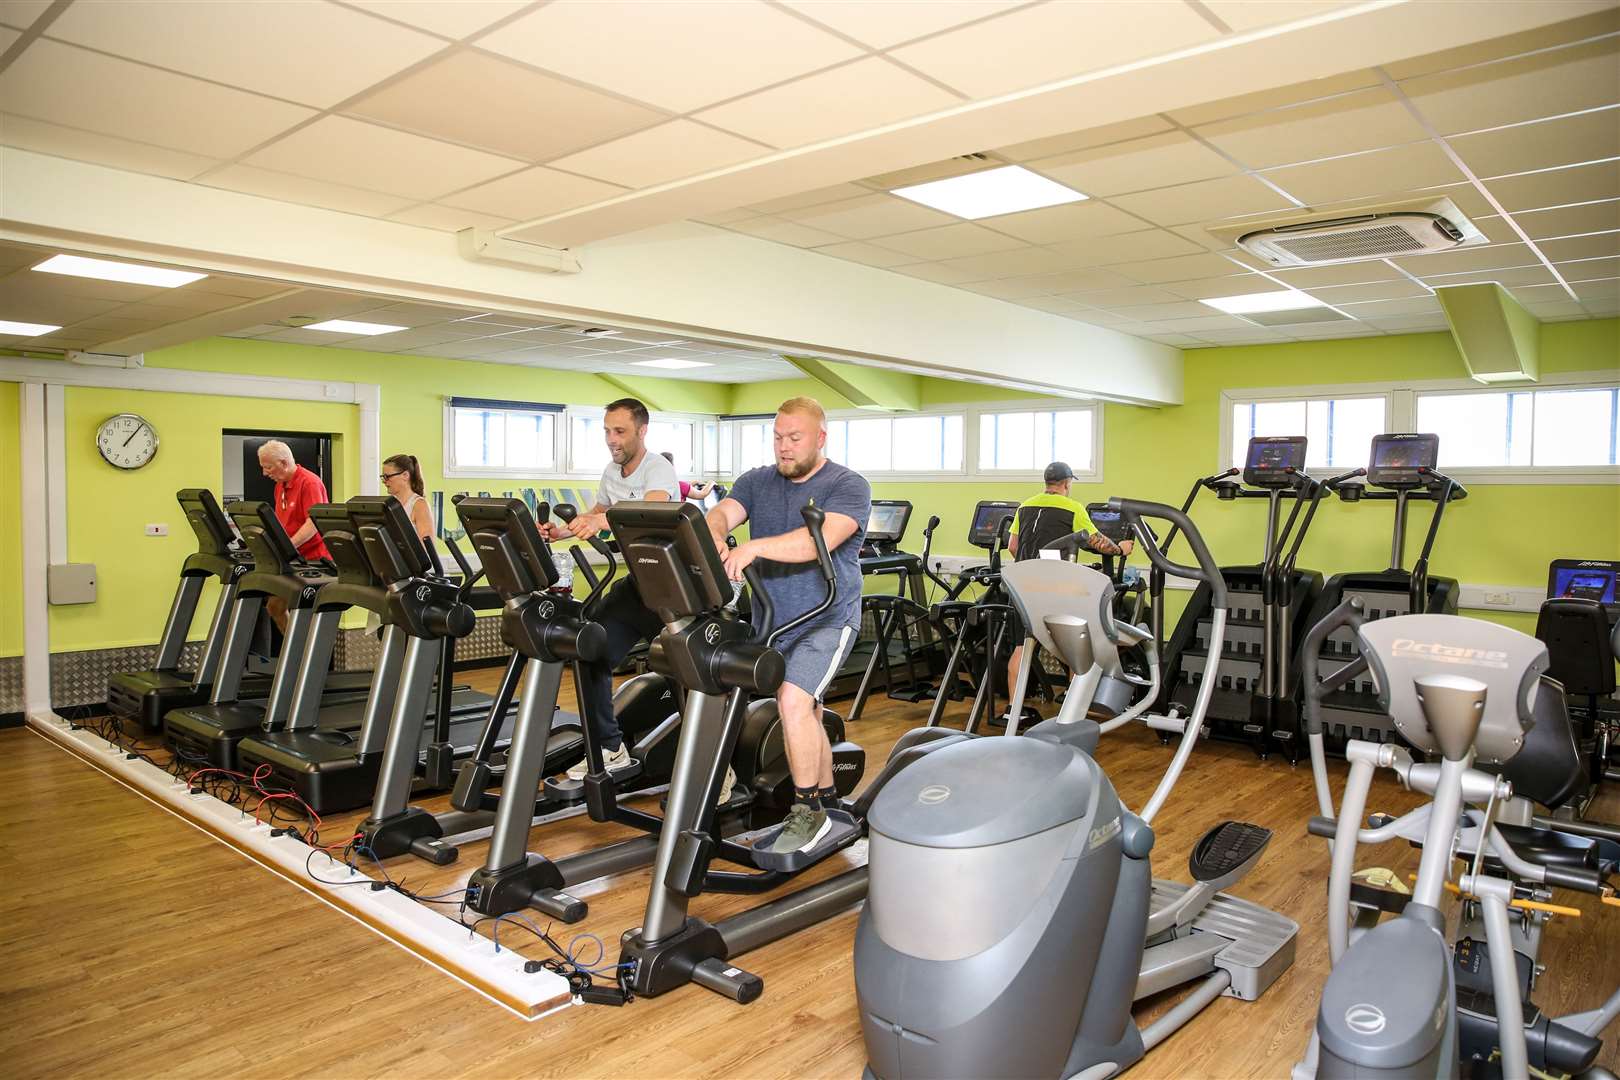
{"left": 969, "top": 403, "right": 1103, "bottom": 483}
{"left": 1220, "top": 370, "right": 1620, "bottom": 485}
{"left": 442, "top": 399, "right": 562, "bottom": 479}
{"left": 564, "top": 405, "right": 706, "bottom": 480}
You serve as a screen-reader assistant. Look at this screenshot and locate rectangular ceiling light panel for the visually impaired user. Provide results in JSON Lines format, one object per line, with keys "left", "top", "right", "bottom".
{"left": 891, "top": 165, "right": 1087, "bottom": 220}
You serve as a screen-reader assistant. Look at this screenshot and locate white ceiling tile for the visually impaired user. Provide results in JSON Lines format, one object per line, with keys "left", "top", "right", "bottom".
{"left": 1420, "top": 265, "right": 1555, "bottom": 289}
{"left": 814, "top": 241, "right": 917, "bottom": 268}
{"left": 346, "top": 49, "right": 667, "bottom": 163}
{"left": 1167, "top": 69, "right": 1382, "bottom": 128}
{"left": 779, "top": 0, "right": 1018, "bottom": 48}
{"left": 0, "top": 39, "right": 316, "bottom": 159}
{"left": 1465, "top": 215, "right": 1525, "bottom": 245}
{"left": 245, "top": 115, "right": 525, "bottom": 202}
{"left": 1282, "top": 322, "right": 1383, "bottom": 338}
{"left": 355, "top": 302, "right": 469, "bottom": 327}
{"left": 1140, "top": 333, "right": 1201, "bottom": 346}
{"left": 1524, "top": 300, "right": 1589, "bottom": 317}
{"left": 1400, "top": 38, "right": 1620, "bottom": 135}
{"left": 544, "top": 120, "right": 764, "bottom": 188}
{"left": 930, "top": 247, "right": 1082, "bottom": 281}
{"left": 1485, "top": 159, "right": 1620, "bottom": 213}
{"left": 1571, "top": 277, "right": 1620, "bottom": 301}
{"left": 724, "top": 217, "right": 848, "bottom": 248}
{"left": 1264, "top": 142, "right": 1466, "bottom": 207}
{"left": 1029, "top": 131, "right": 1238, "bottom": 198}
{"left": 47, "top": 0, "right": 445, "bottom": 109}
{"left": 994, "top": 115, "right": 1174, "bottom": 163}
{"left": 1189, "top": 328, "right": 1291, "bottom": 343}
{"left": 1160, "top": 274, "right": 1281, "bottom": 301}
{"left": 694, "top": 58, "right": 959, "bottom": 150}
{"left": 874, "top": 223, "right": 1027, "bottom": 261}
{"left": 692, "top": 207, "right": 763, "bottom": 226}
{"left": 1107, "top": 251, "right": 1249, "bottom": 284}
{"left": 745, "top": 184, "right": 873, "bottom": 214}
{"left": 1453, "top": 109, "right": 1620, "bottom": 180}
{"left": 440, "top": 166, "right": 626, "bottom": 219}
{"left": 1060, "top": 284, "right": 1187, "bottom": 307}
{"left": 198, "top": 164, "right": 411, "bottom": 217}
{"left": 0, "top": 24, "right": 15, "bottom": 48}
{"left": 1305, "top": 280, "right": 1432, "bottom": 304}
{"left": 1200, "top": 1, "right": 1356, "bottom": 31}
{"left": 785, "top": 194, "right": 958, "bottom": 240}
{"left": 387, "top": 202, "right": 516, "bottom": 232}
{"left": 1270, "top": 261, "right": 1402, "bottom": 287}
{"left": 888, "top": 262, "right": 990, "bottom": 285}
{"left": 345, "top": 1, "right": 529, "bottom": 39}
{"left": 958, "top": 277, "right": 1066, "bottom": 300}
{"left": 1008, "top": 269, "right": 1137, "bottom": 295}
{"left": 1046, "top": 229, "right": 1206, "bottom": 265}
{"left": 978, "top": 200, "right": 1152, "bottom": 244}
{"left": 1514, "top": 200, "right": 1620, "bottom": 240}
{"left": 1196, "top": 88, "right": 1430, "bottom": 170}
{"left": 1383, "top": 8, "right": 1620, "bottom": 80}
{"left": 0, "top": 1, "right": 50, "bottom": 29}
{"left": 1556, "top": 256, "right": 1620, "bottom": 282}
{"left": 1108, "top": 174, "right": 1295, "bottom": 227}
{"left": 888, "top": 1, "right": 1217, "bottom": 99}
{"left": 1113, "top": 301, "right": 1220, "bottom": 321}
{"left": 1537, "top": 231, "right": 1620, "bottom": 262}
{"left": 478, "top": 0, "right": 861, "bottom": 112}
{"left": 0, "top": 112, "right": 218, "bottom": 180}
{"left": 1393, "top": 242, "right": 1539, "bottom": 276}
{"left": 1140, "top": 315, "right": 1257, "bottom": 334}
{"left": 1362, "top": 314, "right": 1452, "bottom": 332}
{"left": 1337, "top": 296, "right": 1443, "bottom": 318}
{"left": 1014, "top": 296, "right": 1099, "bottom": 315}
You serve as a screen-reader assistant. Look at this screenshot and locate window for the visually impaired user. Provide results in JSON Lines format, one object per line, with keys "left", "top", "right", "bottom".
{"left": 569, "top": 408, "right": 700, "bottom": 476}
{"left": 824, "top": 414, "right": 963, "bottom": 472}
{"left": 446, "top": 400, "right": 558, "bottom": 474}
{"left": 1228, "top": 395, "right": 1386, "bottom": 470}
{"left": 978, "top": 408, "right": 1095, "bottom": 473}
{"left": 735, "top": 418, "right": 774, "bottom": 471}
{"left": 1418, "top": 386, "right": 1619, "bottom": 469}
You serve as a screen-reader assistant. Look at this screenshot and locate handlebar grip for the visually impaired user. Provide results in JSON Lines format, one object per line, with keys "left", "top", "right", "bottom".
{"left": 569, "top": 546, "right": 599, "bottom": 590}
{"left": 1543, "top": 864, "right": 1608, "bottom": 895}
{"left": 554, "top": 503, "right": 577, "bottom": 524}
{"left": 801, "top": 505, "right": 834, "bottom": 583}
{"left": 1307, "top": 816, "right": 1338, "bottom": 840}
{"left": 925, "top": 514, "right": 940, "bottom": 535}
{"left": 1107, "top": 497, "right": 1225, "bottom": 608}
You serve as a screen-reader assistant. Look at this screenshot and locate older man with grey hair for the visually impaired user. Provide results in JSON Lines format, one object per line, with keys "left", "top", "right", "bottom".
{"left": 257, "top": 439, "right": 330, "bottom": 632}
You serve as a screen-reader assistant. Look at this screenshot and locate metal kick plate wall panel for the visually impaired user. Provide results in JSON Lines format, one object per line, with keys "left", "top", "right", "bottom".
{"left": 0, "top": 657, "right": 23, "bottom": 715}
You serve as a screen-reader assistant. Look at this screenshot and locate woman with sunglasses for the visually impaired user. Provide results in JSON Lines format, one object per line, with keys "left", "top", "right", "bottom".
{"left": 380, "top": 454, "right": 433, "bottom": 540}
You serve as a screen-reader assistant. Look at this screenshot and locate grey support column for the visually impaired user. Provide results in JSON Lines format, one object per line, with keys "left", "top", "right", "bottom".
{"left": 354, "top": 626, "right": 406, "bottom": 757}
{"left": 208, "top": 594, "right": 263, "bottom": 704}
{"left": 190, "top": 580, "right": 241, "bottom": 691}
{"left": 155, "top": 575, "right": 205, "bottom": 671}
{"left": 261, "top": 606, "right": 316, "bottom": 729}
{"left": 641, "top": 690, "right": 730, "bottom": 944}
{"left": 370, "top": 636, "right": 444, "bottom": 818}
{"left": 483, "top": 657, "right": 563, "bottom": 873}
{"left": 283, "top": 608, "right": 341, "bottom": 731}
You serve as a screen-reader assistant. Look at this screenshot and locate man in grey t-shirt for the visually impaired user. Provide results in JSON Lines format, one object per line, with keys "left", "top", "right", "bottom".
{"left": 538, "top": 398, "right": 681, "bottom": 784}
{"left": 707, "top": 396, "right": 872, "bottom": 860}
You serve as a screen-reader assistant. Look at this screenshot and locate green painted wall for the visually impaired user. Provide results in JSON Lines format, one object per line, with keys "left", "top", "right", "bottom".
{"left": 1, "top": 385, "right": 22, "bottom": 658}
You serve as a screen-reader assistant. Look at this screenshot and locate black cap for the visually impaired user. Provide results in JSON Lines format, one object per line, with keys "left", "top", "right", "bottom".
{"left": 1043, "top": 461, "right": 1075, "bottom": 484}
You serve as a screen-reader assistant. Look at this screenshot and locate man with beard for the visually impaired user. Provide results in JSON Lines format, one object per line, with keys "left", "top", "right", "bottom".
{"left": 539, "top": 398, "right": 683, "bottom": 783}
{"left": 706, "top": 397, "right": 872, "bottom": 860}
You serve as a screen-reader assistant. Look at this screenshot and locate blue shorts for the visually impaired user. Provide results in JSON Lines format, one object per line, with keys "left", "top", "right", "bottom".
{"left": 775, "top": 620, "right": 858, "bottom": 701}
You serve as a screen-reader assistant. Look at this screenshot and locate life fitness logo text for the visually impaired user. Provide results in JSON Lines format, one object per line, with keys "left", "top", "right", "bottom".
{"left": 1391, "top": 639, "right": 1509, "bottom": 670}
{"left": 703, "top": 622, "right": 721, "bottom": 645}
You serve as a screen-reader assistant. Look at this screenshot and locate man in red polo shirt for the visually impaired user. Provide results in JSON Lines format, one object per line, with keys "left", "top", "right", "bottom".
{"left": 257, "top": 439, "right": 330, "bottom": 633}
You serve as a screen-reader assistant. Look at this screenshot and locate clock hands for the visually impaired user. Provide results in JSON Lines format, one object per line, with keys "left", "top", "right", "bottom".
{"left": 123, "top": 421, "right": 148, "bottom": 448}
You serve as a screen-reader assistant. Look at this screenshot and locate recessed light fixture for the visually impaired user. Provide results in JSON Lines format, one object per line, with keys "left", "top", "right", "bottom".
{"left": 33, "top": 253, "right": 207, "bottom": 288}
{"left": 632, "top": 358, "right": 711, "bottom": 370}
{"left": 1200, "top": 290, "right": 1325, "bottom": 314}
{"left": 303, "top": 319, "right": 407, "bottom": 335}
{"left": 0, "top": 319, "right": 62, "bottom": 336}
{"left": 890, "top": 165, "right": 1087, "bottom": 220}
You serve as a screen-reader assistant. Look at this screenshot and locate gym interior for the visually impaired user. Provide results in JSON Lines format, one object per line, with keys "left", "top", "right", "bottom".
{"left": 3, "top": 2, "right": 1619, "bottom": 1077}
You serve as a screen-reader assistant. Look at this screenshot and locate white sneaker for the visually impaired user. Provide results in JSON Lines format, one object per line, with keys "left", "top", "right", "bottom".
{"left": 715, "top": 765, "right": 737, "bottom": 807}
{"left": 565, "top": 742, "right": 635, "bottom": 781}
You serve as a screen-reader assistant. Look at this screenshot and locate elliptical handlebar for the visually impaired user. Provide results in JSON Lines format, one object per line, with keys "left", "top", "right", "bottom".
{"left": 1299, "top": 596, "right": 1367, "bottom": 738}
{"left": 551, "top": 502, "right": 616, "bottom": 613}
{"left": 1107, "top": 497, "right": 1226, "bottom": 610}
{"left": 757, "top": 505, "right": 838, "bottom": 649}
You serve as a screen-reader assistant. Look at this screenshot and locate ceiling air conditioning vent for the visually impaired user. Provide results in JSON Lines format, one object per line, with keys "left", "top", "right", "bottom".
{"left": 1234, "top": 199, "right": 1483, "bottom": 267}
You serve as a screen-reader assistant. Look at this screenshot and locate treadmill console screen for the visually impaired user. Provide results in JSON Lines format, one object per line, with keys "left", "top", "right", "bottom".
{"left": 968, "top": 501, "right": 1019, "bottom": 549}
{"left": 1085, "top": 503, "right": 1156, "bottom": 545}
{"left": 1242, "top": 436, "right": 1307, "bottom": 488}
{"left": 1367, "top": 432, "right": 1438, "bottom": 488}
{"left": 866, "top": 500, "right": 912, "bottom": 545}
{"left": 1547, "top": 559, "right": 1620, "bottom": 612}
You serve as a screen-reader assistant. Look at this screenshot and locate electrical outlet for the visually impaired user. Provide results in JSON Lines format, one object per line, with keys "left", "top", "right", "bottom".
{"left": 145, "top": 523, "right": 168, "bottom": 537}
{"left": 1483, "top": 591, "right": 1513, "bottom": 606}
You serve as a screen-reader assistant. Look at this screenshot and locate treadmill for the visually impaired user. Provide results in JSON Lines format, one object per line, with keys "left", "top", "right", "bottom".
{"left": 233, "top": 498, "right": 543, "bottom": 813}
{"left": 163, "top": 501, "right": 372, "bottom": 769}
{"left": 108, "top": 488, "right": 367, "bottom": 735}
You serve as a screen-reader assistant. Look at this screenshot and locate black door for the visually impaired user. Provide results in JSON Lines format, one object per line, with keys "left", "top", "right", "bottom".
{"left": 240, "top": 434, "right": 332, "bottom": 502}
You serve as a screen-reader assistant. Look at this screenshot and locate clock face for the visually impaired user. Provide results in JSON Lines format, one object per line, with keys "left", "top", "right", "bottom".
{"left": 97, "top": 413, "right": 159, "bottom": 470}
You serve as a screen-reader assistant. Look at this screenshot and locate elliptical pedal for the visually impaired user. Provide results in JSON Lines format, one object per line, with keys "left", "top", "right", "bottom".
{"left": 737, "top": 809, "right": 861, "bottom": 872}
{"left": 1189, "top": 821, "right": 1272, "bottom": 883}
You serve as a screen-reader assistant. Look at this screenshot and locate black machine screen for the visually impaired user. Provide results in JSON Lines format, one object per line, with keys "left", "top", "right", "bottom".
{"left": 1548, "top": 559, "right": 1619, "bottom": 609}
{"left": 1367, "top": 432, "right": 1438, "bottom": 487}
{"left": 968, "top": 501, "right": 1018, "bottom": 548}
{"left": 866, "top": 500, "right": 912, "bottom": 545}
{"left": 1243, "top": 436, "right": 1307, "bottom": 486}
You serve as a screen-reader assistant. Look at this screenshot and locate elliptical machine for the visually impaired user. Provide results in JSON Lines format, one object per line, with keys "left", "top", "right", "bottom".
{"left": 856, "top": 497, "right": 1298, "bottom": 1080}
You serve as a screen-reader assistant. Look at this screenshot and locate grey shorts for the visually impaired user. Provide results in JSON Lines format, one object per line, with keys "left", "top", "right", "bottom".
{"left": 776, "top": 620, "right": 858, "bottom": 701}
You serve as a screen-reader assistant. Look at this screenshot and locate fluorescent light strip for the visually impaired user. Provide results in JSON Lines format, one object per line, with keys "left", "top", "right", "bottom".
{"left": 303, "top": 319, "right": 407, "bottom": 336}
{"left": 632, "top": 358, "right": 711, "bottom": 370}
{"left": 1200, "top": 290, "right": 1325, "bottom": 314}
{"left": 0, "top": 320, "right": 63, "bottom": 336}
{"left": 891, "top": 165, "right": 1087, "bottom": 220}
{"left": 33, "top": 253, "right": 207, "bottom": 288}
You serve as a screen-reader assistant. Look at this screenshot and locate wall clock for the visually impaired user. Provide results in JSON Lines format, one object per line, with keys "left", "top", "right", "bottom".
{"left": 96, "top": 412, "right": 159, "bottom": 470}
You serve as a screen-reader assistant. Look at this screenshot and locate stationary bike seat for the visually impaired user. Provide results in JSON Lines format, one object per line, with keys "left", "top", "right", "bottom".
{"left": 1189, "top": 821, "right": 1272, "bottom": 882}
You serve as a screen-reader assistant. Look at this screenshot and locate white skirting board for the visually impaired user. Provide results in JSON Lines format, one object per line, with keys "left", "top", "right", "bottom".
{"left": 26, "top": 710, "right": 574, "bottom": 1021}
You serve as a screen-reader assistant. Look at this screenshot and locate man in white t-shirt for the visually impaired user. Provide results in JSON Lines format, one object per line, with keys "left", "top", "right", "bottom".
{"left": 539, "top": 399, "right": 703, "bottom": 786}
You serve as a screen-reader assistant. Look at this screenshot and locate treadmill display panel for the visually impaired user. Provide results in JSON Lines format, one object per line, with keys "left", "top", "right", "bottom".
{"left": 968, "top": 500, "right": 1019, "bottom": 549}
{"left": 866, "top": 500, "right": 912, "bottom": 545}
{"left": 1367, "top": 432, "right": 1438, "bottom": 488}
{"left": 1547, "top": 559, "right": 1619, "bottom": 610}
{"left": 1242, "top": 435, "right": 1307, "bottom": 488}
{"left": 1085, "top": 502, "right": 1156, "bottom": 545}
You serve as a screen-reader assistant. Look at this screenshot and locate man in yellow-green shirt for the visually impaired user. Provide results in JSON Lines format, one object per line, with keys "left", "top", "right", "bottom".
{"left": 1003, "top": 462, "right": 1129, "bottom": 720}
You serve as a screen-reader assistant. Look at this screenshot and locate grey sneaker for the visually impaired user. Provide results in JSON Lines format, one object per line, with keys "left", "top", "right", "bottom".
{"left": 764, "top": 802, "right": 831, "bottom": 856}
{"left": 565, "top": 742, "right": 633, "bottom": 781}
{"left": 715, "top": 765, "right": 737, "bottom": 807}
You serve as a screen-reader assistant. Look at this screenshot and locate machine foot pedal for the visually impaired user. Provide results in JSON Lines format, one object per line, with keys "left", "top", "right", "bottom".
{"left": 740, "top": 809, "right": 860, "bottom": 872}
{"left": 1190, "top": 821, "right": 1272, "bottom": 883}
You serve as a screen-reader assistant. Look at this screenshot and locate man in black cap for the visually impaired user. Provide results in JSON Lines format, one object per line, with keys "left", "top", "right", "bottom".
{"left": 1002, "top": 461, "right": 1129, "bottom": 722}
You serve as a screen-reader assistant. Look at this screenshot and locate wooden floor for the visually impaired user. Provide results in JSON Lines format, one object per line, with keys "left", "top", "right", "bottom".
{"left": 4, "top": 669, "right": 1616, "bottom": 1079}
